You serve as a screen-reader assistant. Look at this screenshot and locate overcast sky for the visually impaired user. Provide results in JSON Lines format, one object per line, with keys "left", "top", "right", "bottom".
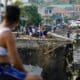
{"left": 1, "top": 0, "right": 29, "bottom": 4}
{"left": 13, "top": 0, "right": 29, "bottom": 3}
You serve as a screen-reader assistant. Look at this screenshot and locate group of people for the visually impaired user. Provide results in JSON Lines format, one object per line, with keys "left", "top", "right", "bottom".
{"left": 21, "top": 25, "right": 47, "bottom": 38}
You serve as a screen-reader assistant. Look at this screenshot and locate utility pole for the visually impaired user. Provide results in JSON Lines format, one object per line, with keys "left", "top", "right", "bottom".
{"left": 5, "top": 0, "right": 8, "bottom": 7}
{"left": 4, "top": 0, "right": 7, "bottom": 13}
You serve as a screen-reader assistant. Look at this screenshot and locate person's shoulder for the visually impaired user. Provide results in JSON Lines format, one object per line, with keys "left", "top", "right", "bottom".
{"left": 2, "top": 30, "right": 14, "bottom": 40}
{"left": 0, "top": 30, "right": 15, "bottom": 44}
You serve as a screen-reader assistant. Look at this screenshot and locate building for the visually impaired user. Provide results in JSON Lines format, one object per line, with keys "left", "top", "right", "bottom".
{"left": 28, "top": 0, "right": 80, "bottom": 4}
{"left": 42, "top": 5, "right": 74, "bottom": 17}
{"left": 1, "top": 0, "right": 13, "bottom": 5}
{"left": 38, "top": 4, "right": 75, "bottom": 25}
{"left": 74, "top": 4, "right": 80, "bottom": 19}
{"left": 39, "top": 4, "right": 80, "bottom": 18}
{"left": 44, "top": 0, "right": 53, "bottom": 3}
{"left": 0, "top": 2, "right": 4, "bottom": 22}
{"left": 29, "top": 0, "right": 43, "bottom": 4}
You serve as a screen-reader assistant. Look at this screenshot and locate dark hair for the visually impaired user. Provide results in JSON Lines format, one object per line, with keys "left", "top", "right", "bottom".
{"left": 76, "top": 77, "right": 80, "bottom": 80}
{"left": 5, "top": 5, "right": 20, "bottom": 23}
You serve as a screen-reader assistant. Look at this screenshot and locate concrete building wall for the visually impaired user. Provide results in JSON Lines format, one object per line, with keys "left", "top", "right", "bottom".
{"left": 38, "top": 5, "right": 74, "bottom": 17}
{"left": 73, "top": 4, "right": 80, "bottom": 19}
{"left": 38, "top": 6, "right": 46, "bottom": 16}
{"left": 74, "top": 4, "right": 80, "bottom": 13}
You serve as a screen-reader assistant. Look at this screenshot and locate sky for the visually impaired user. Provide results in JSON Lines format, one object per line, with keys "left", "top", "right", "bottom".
{"left": 13, "top": 0, "right": 29, "bottom": 3}
{"left": 1, "top": 0, "right": 29, "bottom": 4}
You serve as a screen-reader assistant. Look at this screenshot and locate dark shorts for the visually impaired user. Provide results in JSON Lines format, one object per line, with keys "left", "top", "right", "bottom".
{"left": 0, "top": 63, "right": 26, "bottom": 80}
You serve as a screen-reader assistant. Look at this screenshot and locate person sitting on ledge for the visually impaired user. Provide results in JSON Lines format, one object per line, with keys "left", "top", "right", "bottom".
{"left": 0, "top": 5, "right": 42, "bottom": 80}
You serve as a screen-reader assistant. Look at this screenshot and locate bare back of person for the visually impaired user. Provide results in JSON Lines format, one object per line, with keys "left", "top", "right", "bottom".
{"left": 0, "top": 26, "right": 10, "bottom": 63}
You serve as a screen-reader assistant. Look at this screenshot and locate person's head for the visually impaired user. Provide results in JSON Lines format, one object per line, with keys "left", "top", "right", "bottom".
{"left": 4, "top": 5, "right": 20, "bottom": 28}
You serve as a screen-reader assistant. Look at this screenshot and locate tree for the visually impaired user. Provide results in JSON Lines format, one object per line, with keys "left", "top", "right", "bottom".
{"left": 14, "top": 0, "right": 22, "bottom": 6}
{"left": 14, "top": 0, "right": 27, "bottom": 26}
{"left": 14, "top": 1, "right": 42, "bottom": 26}
{"left": 23, "top": 5, "right": 42, "bottom": 26}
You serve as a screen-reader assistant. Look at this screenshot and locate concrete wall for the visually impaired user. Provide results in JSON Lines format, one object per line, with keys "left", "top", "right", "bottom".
{"left": 17, "top": 43, "right": 73, "bottom": 80}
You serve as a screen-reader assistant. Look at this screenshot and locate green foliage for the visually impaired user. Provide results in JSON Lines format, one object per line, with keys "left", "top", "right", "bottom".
{"left": 14, "top": 0, "right": 22, "bottom": 6}
{"left": 14, "top": 1, "right": 42, "bottom": 26}
{"left": 23, "top": 5, "right": 42, "bottom": 26}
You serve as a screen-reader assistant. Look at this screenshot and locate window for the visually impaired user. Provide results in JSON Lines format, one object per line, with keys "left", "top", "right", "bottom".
{"left": 49, "top": 9, "right": 52, "bottom": 13}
